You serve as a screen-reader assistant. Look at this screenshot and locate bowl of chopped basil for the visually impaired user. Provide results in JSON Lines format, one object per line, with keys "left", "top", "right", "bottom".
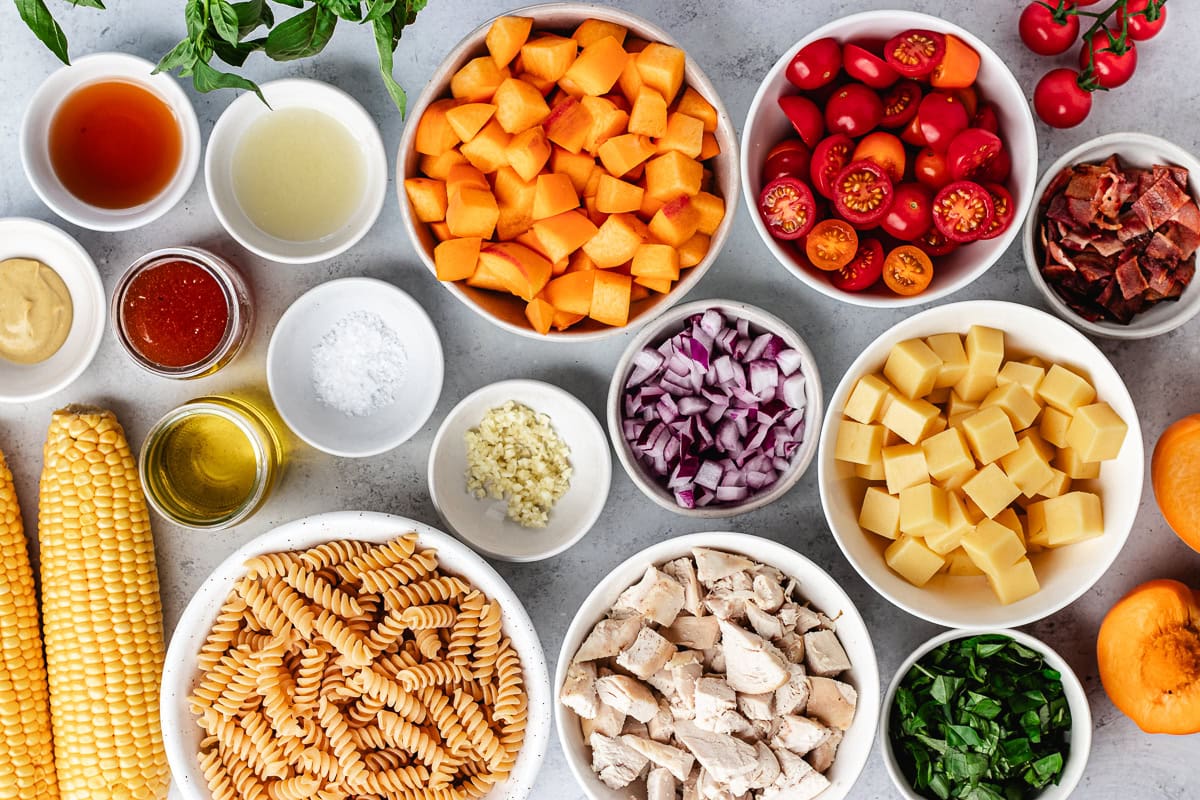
{"left": 881, "top": 629, "right": 1091, "bottom": 800}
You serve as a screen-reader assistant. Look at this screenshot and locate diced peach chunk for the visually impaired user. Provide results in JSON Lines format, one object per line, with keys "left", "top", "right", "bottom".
{"left": 690, "top": 191, "right": 725, "bottom": 235}
{"left": 544, "top": 270, "right": 595, "bottom": 315}
{"left": 562, "top": 36, "right": 629, "bottom": 96}
{"left": 446, "top": 164, "right": 489, "bottom": 198}
{"left": 404, "top": 178, "right": 448, "bottom": 223}
{"left": 434, "top": 237, "right": 481, "bottom": 281}
{"left": 567, "top": 250, "right": 598, "bottom": 273}
{"left": 630, "top": 282, "right": 651, "bottom": 302}
{"left": 678, "top": 233, "right": 711, "bottom": 268}
{"left": 590, "top": 270, "right": 632, "bottom": 326}
{"left": 644, "top": 151, "right": 703, "bottom": 202}
{"left": 583, "top": 213, "right": 646, "bottom": 268}
{"left": 525, "top": 297, "right": 555, "bottom": 334}
{"left": 572, "top": 19, "right": 627, "bottom": 48}
{"left": 444, "top": 103, "right": 497, "bottom": 142}
{"left": 628, "top": 88, "right": 668, "bottom": 137}
{"left": 429, "top": 221, "right": 453, "bottom": 242}
{"left": 446, "top": 187, "right": 499, "bottom": 239}
{"left": 580, "top": 95, "right": 629, "bottom": 154}
{"left": 552, "top": 308, "right": 585, "bottom": 330}
{"left": 478, "top": 242, "right": 553, "bottom": 300}
{"left": 550, "top": 147, "right": 596, "bottom": 193}
{"left": 597, "top": 134, "right": 656, "bottom": 178}
{"left": 544, "top": 96, "right": 593, "bottom": 154}
{"left": 466, "top": 257, "right": 508, "bottom": 292}
{"left": 532, "top": 173, "right": 579, "bottom": 220}
{"left": 631, "top": 243, "right": 680, "bottom": 281}
{"left": 505, "top": 127, "right": 552, "bottom": 182}
{"left": 617, "top": 58, "right": 644, "bottom": 106}
{"left": 520, "top": 34, "right": 578, "bottom": 82}
{"left": 532, "top": 210, "right": 598, "bottom": 263}
{"left": 634, "top": 275, "right": 673, "bottom": 294}
{"left": 450, "top": 57, "right": 510, "bottom": 102}
{"left": 656, "top": 112, "right": 704, "bottom": 158}
{"left": 415, "top": 99, "right": 462, "bottom": 156}
{"left": 496, "top": 204, "right": 533, "bottom": 241}
{"left": 699, "top": 132, "right": 721, "bottom": 161}
{"left": 635, "top": 43, "right": 686, "bottom": 102}
{"left": 648, "top": 195, "right": 701, "bottom": 247}
{"left": 419, "top": 149, "right": 467, "bottom": 181}
{"left": 493, "top": 78, "right": 551, "bottom": 134}
{"left": 487, "top": 16, "right": 533, "bottom": 68}
{"left": 459, "top": 119, "right": 511, "bottom": 172}
{"left": 676, "top": 86, "right": 718, "bottom": 132}
{"left": 596, "top": 174, "right": 644, "bottom": 214}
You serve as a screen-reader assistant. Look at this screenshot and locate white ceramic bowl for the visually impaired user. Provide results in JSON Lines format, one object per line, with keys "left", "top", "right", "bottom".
{"left": 880, "top": 628, "right": 1091, "bottom": 800}
{"left": 20, "top": 52, "right": 201, "bottom": 231}
{"left": 429, "top": 379, "right": 611, "bottom": 562}
{"left": 607, "top": 299, "right": 822, "bottom": 518}
{"left": 1022, "top": 132, "right": 1200, "bottom": 339}
{"left": 555, "top": 531, "right": 880, "bottom": 800}
{"left": 397, "top": 2, "right": 740, "bottom": 341}
{"left": 205, "top": 79, "right": 387, "bottom": 264}
{"left": 161, "top": 510, "right": 552, "bottom": 800}
{"left": 0, "top": 218, "right": 105, "bottom": 402}
{"left": 742, "top": 10, "right": 1038, "bottom": 308}
{"left": 818, "top": 300, "right": 1143, "bottom": 629}
{"left": 266, "top": 277, "right": 444, "bottom": 457}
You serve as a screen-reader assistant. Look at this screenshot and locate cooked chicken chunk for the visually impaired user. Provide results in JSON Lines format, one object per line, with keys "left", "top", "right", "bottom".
{"left": 597, "top": 674, "right": 659, "bottom": 723}
{"left": 743, "top": 742, "right": 781, "bottom": 792}
{"left": 806, "top": 676, "right": 857, "bottom": 730}
{"left": 647, "top": 698, "right": 675, "bottom": 743}
{"left": 735, "top": 691, "right": 774, "bottom": 722}
{"left": 803, "top": 629, "right": 853, "bottom": 677}
{"left": 676, "top": 723, "right": 759, "bottom": 788}
{"left": 646, "top": 767, "right": 677, "bottom": 800}
{"left": 618, "top": 626, "right": 676, "bottom": 679}
{"left": 692, "top": 547, "right": 754, "bottom": 583}
{"left": 616, "top": 566, "right": 686, "bottom": 626}
{"left": 806, "top": 728, "right": 842, "bottom": 773}
{"left": 773, "top": 714, "right": 831, "bottom": 756}
{"left": 663, "top": 557, "right": 704, "bottom": 617}
{"left": 744, "top": 599, "right": 784, "bottom": 641}
{"left": 663, "top": 614, "right": 721, "bottom": 650}
{"left": 576, "top": 615, "right": 642, "bottom": 661}
{"left": 693, "top": 677, "right": 750, "bottom": 735}
{"left": 752, "top": 574, "right": 785, "bottom": 612}
{"left": 761, "top": 747, "right": 831, "bottom": 800}
{"left": 581, "top": 700, "right": 625, "bottom": 739}
{"left": 718, "top": 620, "right": 789, "bottom": 694}
{"left": 622, "top": 734, "right": 696, "bottom": 782}
{"left": 561, "top": 660, "right": 599, "bottom": 719}
{"left": 590, "top": 732, "right": 648, "bottom": 789}
{"left": 775, "top": 663, "right": 810, "bottom": 716}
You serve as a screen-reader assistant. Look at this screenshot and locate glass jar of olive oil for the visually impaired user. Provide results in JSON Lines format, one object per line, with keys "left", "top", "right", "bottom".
{"left": 140, "top": 395, "right": 285, "bottom": 529}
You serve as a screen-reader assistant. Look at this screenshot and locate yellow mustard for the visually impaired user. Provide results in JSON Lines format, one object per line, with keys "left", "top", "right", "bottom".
{"left": 0, "top": 258, "right": 73, "bottom": 364}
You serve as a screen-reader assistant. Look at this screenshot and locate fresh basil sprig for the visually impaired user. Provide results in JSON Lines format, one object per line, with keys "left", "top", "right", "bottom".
{"left": 13, "top": 0, "right": 105, "bottom": 65}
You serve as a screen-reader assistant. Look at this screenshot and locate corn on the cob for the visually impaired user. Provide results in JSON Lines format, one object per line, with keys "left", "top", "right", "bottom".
{"left": 38, "top": 407, "right": 169, "bottom": 800}
{"left": 0, "top": 449, "right": 59, "bottom": 800}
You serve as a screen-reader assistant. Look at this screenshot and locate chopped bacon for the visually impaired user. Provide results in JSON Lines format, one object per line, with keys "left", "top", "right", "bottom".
{"left": 1116, "top": 257, "right": 1148, "bottom": 300}
{"left": 1132, "top": 172, "right": 1191, "bottom": 230}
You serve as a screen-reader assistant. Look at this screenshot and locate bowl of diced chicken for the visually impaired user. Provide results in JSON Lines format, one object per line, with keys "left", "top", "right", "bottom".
{"left": 554, "top": 531, "right": 879, "bottom": 800}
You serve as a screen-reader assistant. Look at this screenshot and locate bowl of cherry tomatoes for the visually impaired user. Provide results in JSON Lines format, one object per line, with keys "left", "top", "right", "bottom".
{"left": 742, "top": 10, "right": 1038, "bottom": 307}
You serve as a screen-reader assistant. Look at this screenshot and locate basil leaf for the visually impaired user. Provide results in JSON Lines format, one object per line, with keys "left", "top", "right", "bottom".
{"left": 372, "top": 13, "right": 407, "bottom": 115}
{"left": 210, "top": 0, "right": 241, "bottom": 46}
{"left": 265, "top": 5, "right": 337, "bottom": 60}
{"left": 230, "top": 0, "right": 271, "bottom": 37}
{"left": 364, "top": 0, "right": 396, "bottom": 22}
{"left": 273, "top": 0, "right": 304, "bottom": 6}
{"left": 945, "top": 723, "right": 983, "bottom": 748}
{"left": 184, "top": 0, "right": 205, "bottom": 38}
{"left": 320, "top": 0, "right": 362, "bottom": 21}
{"left": 212, "top": 37, "right": 264, "bottom": 68}
{"left": 191, "top": 58, "right": 265, "bottom": 103}
{"left": 965, "top": 692, "right": 1003, "bottom": 719}
{"left": 67, "top": 0, "right": 105, "bottom": 7}
{"left": 15, "top": 0, "right": 70, "bottom": 63}
{"left": 931, "top": 674, "right": 963, "bottom": 705}
{"left": 154, "top": 38, "right": 196, "bottom": 74}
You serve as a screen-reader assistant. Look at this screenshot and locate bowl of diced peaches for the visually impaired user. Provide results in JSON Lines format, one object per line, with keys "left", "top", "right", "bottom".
{"left": 817, "top": 300, "right": 1144, "bottom": 629}
{"left": 399, "top": 3, "right": 739, "bottom": 340}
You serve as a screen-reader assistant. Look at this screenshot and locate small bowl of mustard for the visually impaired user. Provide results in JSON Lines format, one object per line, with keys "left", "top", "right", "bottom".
{"left": 0, "top": 217, "right": 105, "bottom": 403}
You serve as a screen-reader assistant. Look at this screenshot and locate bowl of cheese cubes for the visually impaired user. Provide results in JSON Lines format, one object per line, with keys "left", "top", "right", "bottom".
{"left": 817, "top": 300, "right": 1143, "bottom": 629}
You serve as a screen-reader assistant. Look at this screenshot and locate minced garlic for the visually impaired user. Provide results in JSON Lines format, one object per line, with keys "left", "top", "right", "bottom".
{"left": 464, "top": 401, "right": 572, "bottom": 528}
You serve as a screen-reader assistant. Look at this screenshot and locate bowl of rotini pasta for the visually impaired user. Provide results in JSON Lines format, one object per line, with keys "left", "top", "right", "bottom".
{"left": 160, "top": 510, "right": 552, "bottom": 800}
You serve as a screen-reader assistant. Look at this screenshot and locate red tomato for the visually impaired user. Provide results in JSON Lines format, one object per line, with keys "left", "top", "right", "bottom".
{"left": 1081, "top": 34, "right": 1137, "bottom": 89}
{"left": 947, "top": 128, "right": 1003, "bottom": 181}
{"left": 901, "top": 114, "right": 927, "bottom": 147}
{"left": 881, "top": 182, "right": 933, "bottom": 241}
{"left": 972, "top": 102, "right": 1001, "bottom": 135}
{"left": 811, "top": 134, "right": 856, "bottom": 199}
{"left": 806, "top": 219, "right": 859, "bottom": 271}
{"left": 853, "top": 132, "right": 906, "bottom": 182}
{"left": 1034, "top": 68, "right": 1093, "bottom": 128}
{"left": 825, "top": 84, "right": 884, "bottom": 137}
{"left": 932, "top": 180, "right": 995, "bottom": 242}
{"left": 914, "top": 148, "right": 952, "bottom": 189}
{"left": 758, "top": 177, "right": 818, "bottom": 241}
{"left": 981, "top": 146, "right": 1012, "bottom": 183}
{"left": 918, "top": 92, "right": 969, "bottom": 154}
{"left": 880, "top": 80, "right": 922, "bottom": 129}
{"left": 763, "top": 139, "right": 812, "bottom": 182}
{"left": 832, "top": 160, "right": 895, "bottom": 228}
{"left": 1118, "top": 0, "right": 1167, "bottom": 41}
{"left": 778, "top": 95, "right": 826, "bottom": 147}
{"left": 786, "top": 37, "right": 842, "bottom": 90}
{"left": 884, "top": 29, "right": 946, "bottom": 79}
{"left": 843, "top": 44, "right": 900, "bottom": 89}
{"left": 830, "top": 238, "right": 885, "bottom": 291}
{"left": 1019, "top": 2, "right": 1082, "bottom": 55}
{"left": 980, "top": 183, "right": 1015, "bottom": 240}
{"left": 915, "top": 227, "right": 959, "bottom": 257}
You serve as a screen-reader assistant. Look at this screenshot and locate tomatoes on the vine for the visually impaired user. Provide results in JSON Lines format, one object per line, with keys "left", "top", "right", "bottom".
{"left": 1019, "top": 2, "right": 1081, "bottom": 56}
{"left": 1034, "top": 68, "right": 1093, "bottom": 128}
{"left": 1081, "top": 33, "right": 1138, "bottom": 89}
{"left": 832, "top": 160, "right": 895, "bottom": 228}
{"left": 786, "top": 37, "right": 842, "bottom": 90}
{"left": 882, "top": 183, "right": 934, "bottom": 241}
{"left": 825, "top": 84, "right": 884, "bottom": 137}
{"left": 1118, "top": 0, "right": 1167, "bottom": 41}
{"left": 830, "top": 238, "right": 885, "bottom": 291}
{"left": 932, "top": 181, "right": 995, "bottom": 242}
{"left": 758, "top": 177, "right": 818, "bottom": 241}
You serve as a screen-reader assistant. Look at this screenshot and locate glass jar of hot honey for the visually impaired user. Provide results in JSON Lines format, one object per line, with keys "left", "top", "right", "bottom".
{"left": 111, "top": 247, "right": 252, "bottom": 378}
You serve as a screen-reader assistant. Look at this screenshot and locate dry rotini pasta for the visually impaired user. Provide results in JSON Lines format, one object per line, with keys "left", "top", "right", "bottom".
{"left": 189, "top": 533, "right": 528, "bottom": 800}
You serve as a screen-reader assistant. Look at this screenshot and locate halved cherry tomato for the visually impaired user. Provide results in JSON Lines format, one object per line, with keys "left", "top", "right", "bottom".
{"left": 915, "top": 227, "right": 959, "bottom": 257}
{"left": 811, "top": 134, "right": 856, "bottom": 200}
{"left": 972, "top": 102, "right": 1001, "bottom": 135}
{"left": 763, "top": 139, "right": 812, "bottom": 182}
{"left": 778, "top": 96, "right": 825, "bottom": 147}
{"left": 947, "top": 128, "right": 1002, "bottom": 181}
{"left": 980, "top": 182, "right": 1015, "bottom": 240}
{"left": 981, "top": 146, "right": 1012, "bottom": 183}
{"left": 843, "top": 44, "right": 900, "bottom": 89}
{"left": 825, "top": 84, "right": 883, "bottom": 137}
{"left": 918, "top": 92, "right": 969, "bottom": 154}
{"left": 930, "top": 34, "right": 981, "bottom": 89}
{"left": 901, "top": 114, "right": 927, "bottom": 147}
{"left": 806, "top": 219, "right": 859, "bottom": 271}
{"left": 853, "top": 132, "right": 906, "bottom": 182}
{"left": 883, "top": 245, "right": 935, "bottom": 295}
{"left": 952, "top": 86, "right": 979, "bottom": 118}
{"left": 914, "top": 148, "right": 952, "bottom": 189}
{"left": 881, "top": 182, "right": 933, "bottom": 241}
{"left": 932, "top": 180, "right": 995, "bottom": 242}
{"left": 880, "top": 80, "right": 922, "bottom": 129}
{"left": 786, "top": 37, "right": 842, "bottom": 90}
{"left": 884, "top": 29, "right": 946, "bottom": 79}
{"left": 758, "top": 177, "right": 817, "bottom": 241}
{"left": 832, "top": 160, "right": 895, "bottom": 228}
{"left": 830, "top": 238, "right": 884, "bottom": 291}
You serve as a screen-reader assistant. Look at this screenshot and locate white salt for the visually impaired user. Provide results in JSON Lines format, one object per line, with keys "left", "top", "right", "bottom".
{"left": 311, "top": 310, "right": 407, "bottom": 417}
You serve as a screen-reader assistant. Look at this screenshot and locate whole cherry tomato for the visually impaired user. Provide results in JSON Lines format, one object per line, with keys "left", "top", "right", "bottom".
{"left": 1034, "top": 68, "right": 1093, "bottom": 128}
{"left": 787, "top": 38, "right": 842, "bottom": 90}
{"left": 881, "top": 182, "right": 934, "bottom": 241}
{"left": 843, "top": 44, "right": 900, "bottom": 89}
{"left": 853, "top": 132, "right": 906, "bottom": 182}
{"left": 1081, "top": 33, "right": 1138, "bottom": 89}
{"left": 947, "top": 128, "right": 1003, "bottom": 181}
{"left": 811, "top": 134, "right": 856, "bottom": 199}
{"left": 918, "top": 92, "right": 969, "bottom": 154}
{"left": 825, "top": 84, "right": 884, "bottom": 137}
{"left": 830, "top": 238, "right": 885, "bottom": 291}
{"left": 884, "top": 29, "right": 946, "bottom": 79}
{"left": 882, "top": 245, "right": 935, "bottom": 296}
{"left": 763, "top": 139, "right": 812, "bottom": 182}
{"left": 915, "top": 148, "right": 952, "bottom": 189}
{"left": 832, "top": 159, "right": 895, "bottom": 228}
{"left": 980, "top": 183, "right": 1016, "bottom": 240}
{"left": 1019, "top": 2, "right": 1082, "bottom": 55}
{"left": 758, "top": 177, "right": 818, "bottom": 241}
{"left": 806, "top": 219, "right": 860, "bottom": 271}
{"left": 880, "top": 80, "right": 922, "bottom": 129}
{"left": 932, "top": 180, "right": 995, "bottom": 242}
{"left": 1118, "top": 0, "right": 1167, "bottom": 41}
{"left": 778, "top": 95, "right": 826, "bottom": 147}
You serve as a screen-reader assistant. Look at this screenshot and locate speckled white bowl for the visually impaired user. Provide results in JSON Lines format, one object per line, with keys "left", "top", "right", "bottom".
{"left": 161, "top": 510, "right": 552, "bottom": 800}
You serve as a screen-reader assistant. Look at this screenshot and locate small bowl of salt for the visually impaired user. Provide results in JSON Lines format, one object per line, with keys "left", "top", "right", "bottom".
{"left": 267, "top": 277, "right": 443, "bottom": 457}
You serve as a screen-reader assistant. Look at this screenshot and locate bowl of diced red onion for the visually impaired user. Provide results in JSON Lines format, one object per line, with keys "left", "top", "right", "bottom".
{"left": 607, "top": 300, "right": 822, "bottom": 517}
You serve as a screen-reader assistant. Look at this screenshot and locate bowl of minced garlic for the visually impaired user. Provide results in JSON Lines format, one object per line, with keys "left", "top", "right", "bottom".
{"left": 429, "top": 379, "right": 612, "bottom": 562}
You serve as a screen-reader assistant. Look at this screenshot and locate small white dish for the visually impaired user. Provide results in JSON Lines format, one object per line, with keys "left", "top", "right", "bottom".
{"left": 160, "top": 510, "right": 553, "bottom": 800}
{"left": 556, "top": 531, "right": 880, "bottom": 800}
{"left": 1022, "top": 131, "right": 1200, "bottom": 339}
{"left": 266, "top": 277, "right": 444, "bottom": 457}
{"left": 20, "top": 52, "right": 201, "bottom": 232}
{"left": 881, "top": 628, "right": 1091, "bottom": 800}
{"left": 0, "top": 218, "right": 105, "bottom": 403}
{"left": 429, "top": 379, "right": 611, "bottom": 562}
{"left": 607, "top": 299, "right": 823, "bottom": 518}
{"left": 205, "top": 79, "right": 387, "bottom": 264}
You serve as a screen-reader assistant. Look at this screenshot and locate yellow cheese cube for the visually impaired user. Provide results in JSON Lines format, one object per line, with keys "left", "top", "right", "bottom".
{"left": 1042, "top": 491, "right": 1104, "bottom": 546}
{"left": 899, "top": 483, "right": 949, "bottom": 538}
{"left": 1039, "top": 407, "right": 1073, "bottom": 449}
{"left": 961, "top": 518, "right": 1026, "bottom": 575}
{"left": 993, "top": 507, "right": 1026, "bottom": 547}
{"left": 945, "top": 547, "right": 985, "bottom": 577}
{"left": 1037, "top": 364, "right": 1096, "bottom": 414}
{"left": 928, "top": 415, "right": 949, "bottom": 436}
{"left": 855, "top": 460, "right": 886, "bottom": 481}
{"left": 1026, "top": 501, "right": 1048, "bottom": 547}
{"left": 987, "top": 557, "right": 1040, "bottom": 605}
{"left": 1016, "top": 428, "right": 1057, "bottom": 463}
{"left": 927, "top": 386, "right": 952, "bottom": 405}
{"left": 834, "top": 420, "right": 886, "bottom": 465}
{"left": 963, "top": 463, "right": 1020, "bottom": 519}
{"left": 947, "top": 392, "right": 979, "bottom": 419}
{"left": 859, "top": 486, "right": 901, "bottom": 539}
{"left": 996, "top": 361, "right": 1046, "bottom": 396}
{"left": 885, "top": 535, "right": 946, "bottom": 587}
{"left": 882, "top": 444, "right": 930, "bottom": 495}
{"left": 1000, "top": 438, "right": 1055, "bottom": 498}
{"left": 961, "top": 406, "right": 1019, "bottom": 465}
{"left": 925, "top": 333, "right": 969, "bottom": 389}
{"left": 1036, "top": 468, "right": 1071, "bottom": 499}
{"left": 937, "top": 466, "right": 977, "bottom": 493}
{"left": 884, "top": 339, "right": 944, "bottom": 399}
{"left": 921, "top": 428, "right": 975, "bottom": 482}
{"left": 927, "top": 493, "right": 973, "bottom": 555}
{"left": 1053, "top": 446, "right": 1101, "bottom": 480}
{"left": 844, "top": 374, "right": 892, "bottom": 424}
{"left": 1065, "top": 402, "right": 1128, "bottom": 462}
{"left": 981, "top": 383, "right": 1042, "bottom": 431}
{"left": 882, "top": 394, "right": 942, "bottom": 445}
{"left": 1023, "top": 356, "right": 1047, "bottom": 368}
{"left": 965, "top": 325, "right": 1005, "bottom": 375}
{"left": 954, "top": 367, "right": 997, "bottom": 403}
